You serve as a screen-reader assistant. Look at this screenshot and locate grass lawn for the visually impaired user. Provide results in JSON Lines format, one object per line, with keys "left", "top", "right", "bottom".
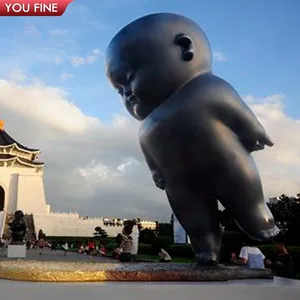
{"left": 137, "top": 255, "right": 300, "bottom": 279}
{"left": 68, "top": 249, "right": 300, "bottom": 279}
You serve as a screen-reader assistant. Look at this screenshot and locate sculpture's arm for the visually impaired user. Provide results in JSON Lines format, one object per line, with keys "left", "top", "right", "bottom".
{"left": 139, "top": 140, "right": 165, "bottom": 190}
{"left": 212, "top": 81, "right": 274, "bottom": 152}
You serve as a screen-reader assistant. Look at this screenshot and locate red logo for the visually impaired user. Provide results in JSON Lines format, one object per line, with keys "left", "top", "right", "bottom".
{"left": 0, "top": 0, "right": 73, "bottom": 16}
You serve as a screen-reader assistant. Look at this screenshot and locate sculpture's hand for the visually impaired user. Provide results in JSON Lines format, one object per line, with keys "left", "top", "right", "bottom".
{"left": 211, "top": 78, "right": 274, "bottom": 152}
{"left": 152, "top": 171, "right": 165, "bottom": 190}
{"left": 246, "top": 133, "right": 274, "bottom": 152}
{"left": 259, "top": 133, "right": 274, "bottom": 147}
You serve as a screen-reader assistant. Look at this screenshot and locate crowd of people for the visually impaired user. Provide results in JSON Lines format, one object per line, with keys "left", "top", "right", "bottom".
{"left": 1, "top": 222, "right": 296, "bottom": 279}
{"left": 77, "top": 241, "right": 107, "bottom": 256}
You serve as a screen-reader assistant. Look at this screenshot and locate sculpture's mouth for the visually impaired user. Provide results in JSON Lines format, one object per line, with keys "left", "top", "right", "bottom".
{"left": 127, "top": 95, "right": 137, "bottom": 106}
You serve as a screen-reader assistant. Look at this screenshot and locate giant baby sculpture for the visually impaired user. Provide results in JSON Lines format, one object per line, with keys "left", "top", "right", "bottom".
{"left": 105, "top": 13, "right": 280, "bottom": 265}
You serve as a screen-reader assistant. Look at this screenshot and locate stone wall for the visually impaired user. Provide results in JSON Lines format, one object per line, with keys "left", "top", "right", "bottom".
{"left": 32, "top": 213, "right": 158, "bottom": 238}
{"left": 33, "top": 212, "right": 123, "bottom": 237}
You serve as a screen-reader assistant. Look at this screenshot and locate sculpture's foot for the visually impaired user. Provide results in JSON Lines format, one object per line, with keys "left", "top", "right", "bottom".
{"left": 195, "top": 252, "right": 218, "bottom": 266}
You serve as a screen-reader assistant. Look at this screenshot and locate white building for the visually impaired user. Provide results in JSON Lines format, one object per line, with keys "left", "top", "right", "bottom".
{"left": 0, "top": 121, "right": 156, "bottom": 239}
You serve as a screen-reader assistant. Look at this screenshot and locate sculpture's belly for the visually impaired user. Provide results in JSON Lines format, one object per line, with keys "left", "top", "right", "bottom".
{"left": 144, "top": 120, "right": 214, "bottom": 176}
{"left": 143, "top": 117, "right": 242, "bottom": 186}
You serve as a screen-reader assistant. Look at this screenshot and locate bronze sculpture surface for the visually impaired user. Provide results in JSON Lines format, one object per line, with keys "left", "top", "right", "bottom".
{"left": 9, "top": 210, "right": 26, "bottom": 245}
{"left": 105, "top": 13, "right": 280, "bottom": 265}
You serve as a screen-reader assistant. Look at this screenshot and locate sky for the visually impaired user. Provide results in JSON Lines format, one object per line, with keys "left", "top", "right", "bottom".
{"left": 0, "top": 0, "right": 300, "bottom": 221}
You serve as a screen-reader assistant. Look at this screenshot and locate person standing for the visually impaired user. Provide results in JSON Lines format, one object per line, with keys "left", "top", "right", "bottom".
{"left": 37, "top": 229, "right": 46, "bottom": 255}
{"left": 38, "top": 237, "right": 45, "bottom": 255}
{"left": 119, "top": 225, "right": 133, "bottom": 262}
{"left": 130, "top": 224, "right": 140, "bottom": 262}
{"left": 26, "top": 240, "right": 31, "bottom": 250}
{"left": 63, "top": 242, "right": 68, "bottom": 256}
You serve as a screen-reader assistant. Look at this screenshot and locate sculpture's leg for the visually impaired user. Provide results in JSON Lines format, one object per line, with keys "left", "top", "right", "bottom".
{"left": 217, "top": 150, "right": 280, "bottom": 241}
{"left": 166, "top": 190, "right": 223, "bottom": 265}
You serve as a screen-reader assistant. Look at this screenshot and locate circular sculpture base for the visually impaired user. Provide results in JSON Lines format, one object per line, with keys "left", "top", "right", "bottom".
{"left": 0, "top": 261, "right": 273, "bottom": 282}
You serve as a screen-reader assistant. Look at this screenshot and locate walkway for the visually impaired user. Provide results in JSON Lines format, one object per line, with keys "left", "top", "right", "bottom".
{"left": 0, "top": 248, "right": 114, "bottom": 262}
{"left": 0, "top": 277, "right": 299, "bottom": 300}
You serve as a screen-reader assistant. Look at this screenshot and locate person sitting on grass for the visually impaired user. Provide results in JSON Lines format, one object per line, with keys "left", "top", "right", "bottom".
{"left": 78, "top": 244, "right": 84, "bottom": 254}
{"left": 112, "top": 233, "right": 123, "bottom": 260}
{"left": 99, "top": 243, "right": 107, "bottom": 256}
{"left": 270, "top": 235, "right": 296, "bottom": 279}
{"left": 158, "top": 248, "right": 172, "bottom": 262}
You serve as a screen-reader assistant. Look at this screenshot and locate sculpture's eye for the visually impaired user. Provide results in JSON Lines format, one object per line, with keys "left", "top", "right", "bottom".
{"left": 127, "top": 71, "right": 135, "bottom": 82}
{"left": 115, "top": 85, "right": 124, "bottom": 95}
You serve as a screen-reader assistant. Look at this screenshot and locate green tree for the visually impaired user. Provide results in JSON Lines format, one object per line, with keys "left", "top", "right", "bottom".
{"left": 139, "top": 228, "right": 156, "bottom": 244}
{"left": 157, "top": 223, "right": 173, "bottom": 238}
{"left": 267, "top": 194, "right": 300, "bottom": 245}
{"left": 93, "top": 227, "right": 108, "bottom": 239}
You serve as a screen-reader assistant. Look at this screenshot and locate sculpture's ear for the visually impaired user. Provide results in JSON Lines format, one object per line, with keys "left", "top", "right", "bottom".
{"left": 174, "top": 33, "right": 194, "bottom": 61}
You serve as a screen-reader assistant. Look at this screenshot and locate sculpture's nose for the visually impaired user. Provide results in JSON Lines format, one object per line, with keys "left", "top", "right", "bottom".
{"left": 124, "top": 89, "right": 132, "bottom": 97}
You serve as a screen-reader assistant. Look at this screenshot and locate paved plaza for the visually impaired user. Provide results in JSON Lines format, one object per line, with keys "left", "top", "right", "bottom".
{"left": 0, "top": 247, "right": 114, "bottom": 262}
{"left": 0, "top": 277, "right": 299, "bottom": 300}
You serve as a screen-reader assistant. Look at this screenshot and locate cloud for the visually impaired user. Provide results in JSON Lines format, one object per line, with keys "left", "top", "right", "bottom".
{"left": 0, "top": 76, "right": 299, "bottom": 221}
{"left": 213, "top": 51, "right": 226, "bottom": 62}
{"left": 54, "top": 56, "right": 63, "bottom": 64}
{"left": 0, "top": 79, "right": 98, "bottom": 134}
{"left": 60, "top": 71, "right": 74, "bottom": 82}
{"left": 67, "top": 2, "right": 112, "bottom": 31}
{"left": 8, "top": 70, "right": 27, "bottom": 83}
{"left": 70, "top": 49, "right": 102, "bottom": 67}
{"left": 0, "top": 77, "right": 167, "bottom": 220}
{"left": 245, "top": 94, "right": 300, "bottom": 198}
{"left": 48, "top": 29, "right": 68, "bottom": 36}
{"left": 24, "top": 24, "right": 40, "bottom": 37}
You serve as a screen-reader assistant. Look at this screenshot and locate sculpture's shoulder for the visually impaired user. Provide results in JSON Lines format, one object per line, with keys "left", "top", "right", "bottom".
{"left": 186, "top": 73, "right": 235, "bottom": 101}
{"left": 138, "top": 74, "right": 232, "bottom": 142}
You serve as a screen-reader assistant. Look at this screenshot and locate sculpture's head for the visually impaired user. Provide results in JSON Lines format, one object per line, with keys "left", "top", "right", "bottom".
{"left": 105, "top": 13, "right": 212, "bottom": 120}
{"left": 14, "top": 210, "right": 24, "bottom": 219}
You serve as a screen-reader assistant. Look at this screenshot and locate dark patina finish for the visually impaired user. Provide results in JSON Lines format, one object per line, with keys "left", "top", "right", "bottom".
{"left": 9, "top": 210, "right": 26, "bottom": 245}
{"left": 105, "top": 13, "right": 280, "bottom": 265}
